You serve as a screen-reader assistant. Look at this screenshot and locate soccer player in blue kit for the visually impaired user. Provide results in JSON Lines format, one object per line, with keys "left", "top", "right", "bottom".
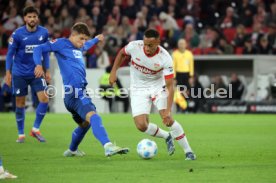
{"left": 33, "top": 22, "right": 129, "bottom": 157}
{"left": 5, "top": 6, "right": 50, "bottom": 143}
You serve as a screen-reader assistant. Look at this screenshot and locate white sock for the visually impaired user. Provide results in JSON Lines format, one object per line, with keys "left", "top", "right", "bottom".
{"left": 18, "top": 134, "right": 25, "bottom": 138}
{"left": 32, "top": 127, "right": 39, "bottom": 132}
{"left": 103, "top": 142, "right": 112, "bottom": 149}
{"left": 169, "top": 120, "right": 193, "bottom": 153}
{"left": 0, "top": 166, "right": 4, "bottom": 173}
{"left": 145, "top": 123, "right": 169, "bottom": 139}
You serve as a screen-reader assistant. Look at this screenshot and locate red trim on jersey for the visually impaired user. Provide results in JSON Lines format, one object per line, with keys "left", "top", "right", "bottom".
{"left": 122, "top": 47, "right": 129, "bottom": 56}
{"left": 153, "top": 128, "right": 159, "bottom": 136}
{"left": 131, "top": 60, "right": 163, "bottom": 75}
{"left": 164, "top": 74, "right": 174, "bottom": 80}
{"left": 175, "top": 134, "right": 185, "bottom": 140}
{"left": 143, "top": 47, "right": 160, "bottom": 57}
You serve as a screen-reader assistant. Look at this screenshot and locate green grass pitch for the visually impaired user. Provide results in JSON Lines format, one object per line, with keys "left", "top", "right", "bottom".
{"left": 0, "top": 113, "right": 276, "bottom": 183}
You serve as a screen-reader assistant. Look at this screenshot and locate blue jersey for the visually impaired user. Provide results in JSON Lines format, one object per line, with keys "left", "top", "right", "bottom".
{"left": 33, "top": 38, "right": 99, "bottom": 88}
{"left": 6, "top": 25, "right": 49, "bottom": 77}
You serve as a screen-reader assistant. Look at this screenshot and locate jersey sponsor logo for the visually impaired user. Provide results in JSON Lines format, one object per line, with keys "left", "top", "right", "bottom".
{"left": 8, "top": 37, "right": 13, "bottom": 45}
{"left": 168, "top": 66, "right": 173, "bottom": 72}
{"left": 39, "top": 35, "right": 43, "bottom": 41}
{"left": 50, "top": 39, "right": 57, "bottom": 43}
{"left": 25, "top": 45, "right": 38, "bottom": 53}
{"left": 131, "top": 60, "right": 163, "bottom": 75}
{"left": 72, "top": 50, "right": 82, "bottom": 58}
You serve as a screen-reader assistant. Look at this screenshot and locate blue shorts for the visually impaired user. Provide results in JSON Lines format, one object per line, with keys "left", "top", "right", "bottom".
{"left": 12, "top": 75, "right": 47, "bottom": 96}
{"left": 64, "top": 87, "right": 96, "bottom": 124}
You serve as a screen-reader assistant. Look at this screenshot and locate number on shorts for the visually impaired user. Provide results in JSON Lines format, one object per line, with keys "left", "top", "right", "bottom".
{"left": 41, "top": 78, "right": 47, "bottom": 87}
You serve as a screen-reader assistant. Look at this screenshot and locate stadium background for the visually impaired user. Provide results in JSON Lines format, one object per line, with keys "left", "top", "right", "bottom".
{"left": 0, "top": 0, "right": 276, "bottom": 113}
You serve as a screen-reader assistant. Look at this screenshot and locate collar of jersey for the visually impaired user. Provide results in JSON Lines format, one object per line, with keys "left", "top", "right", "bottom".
{"left": 143, "top": 46, "right": 160, "bottom": 58}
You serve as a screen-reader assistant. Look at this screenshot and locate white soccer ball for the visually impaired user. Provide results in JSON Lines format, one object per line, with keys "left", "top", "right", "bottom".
{"left": 137, "top": 139, "right": 158, "bottom": 159}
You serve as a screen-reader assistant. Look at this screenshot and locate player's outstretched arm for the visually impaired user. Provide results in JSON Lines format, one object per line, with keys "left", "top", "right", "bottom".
{"left": 82, "top": 34, "right": 104, "bottom": 51}
{"left": 33, "top": 43, "right": 52, "bottom": 78}
{"left": 109, "top": 49, "right": 125, "bottom": 85}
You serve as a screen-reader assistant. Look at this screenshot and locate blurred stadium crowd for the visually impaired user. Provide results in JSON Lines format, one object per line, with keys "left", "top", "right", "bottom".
{"left": 0, "top": 0, "right": 276, "bottom": 66}
{"left": 0, "top": 0, "right": 276, "bottom": 113}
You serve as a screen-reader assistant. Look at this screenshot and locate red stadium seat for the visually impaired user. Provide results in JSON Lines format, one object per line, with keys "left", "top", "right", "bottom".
{"left": 235, "top": 47, "right": 244, "bottom": 55}
{"left": 192, "top": 48, "right": 202, "bottom": 55}
{"left": 245, "top": 27, "right": 253, "bottom": 34}
{"left": 0, "top": 48, "right": 8, "bottom": 55}
{"left": 223, "top": 28, "right": 236, "bottom": 43}
{"left": 61, "top": 28, "right": 70, "bottom": 38}
{"left": 176, "top": 19, "right": 184, "bottom": 28}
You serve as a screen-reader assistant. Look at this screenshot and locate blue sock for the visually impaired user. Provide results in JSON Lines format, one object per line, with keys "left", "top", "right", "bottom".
{"left": 16, "top": 107, "right": 25, "bottom": 135}
{"left": 90, "top": 114, "right": 110, "bottom": 146}
{"left": 33, "top": 102, "right": 48, "bottom": 129}
{"left": 69, "top": 124, "right": 91, "bottom": 151}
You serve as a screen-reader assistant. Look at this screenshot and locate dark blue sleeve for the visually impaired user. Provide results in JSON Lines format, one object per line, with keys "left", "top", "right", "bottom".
{"left": 82, "top": 38, "right": 99, "bottom": 51}
{"left": 42, "top": 31, "right": 50, "bottom": 69}
{"left": 5, "top": 32, "right": 18, "bottom": 71}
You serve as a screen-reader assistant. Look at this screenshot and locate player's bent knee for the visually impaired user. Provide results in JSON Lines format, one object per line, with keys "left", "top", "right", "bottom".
{"left": 137, "top": 125, "right": 147, "bottom": 132}
{"left": 16, "top": 97, "right": 26, "bottom": 107}
{"left": 79, "top": 121, "right": 90, "bottom": 128}
{"left": 85, "top": 111, "right": 97, "bottom": 122}
{"left": 162, "top": 116, "right": 174, "bottom": 127}
{"left": 37, "top": 91, "right": 49, "bottom": 103}
{"left": 40, "top": 98, "right": 49, "bottom": 103}
{"left": 165, "top": 120, "right": 174, "bottom": 127}
{"left": 135, "top": 122, "right": 148, "bottom": 132}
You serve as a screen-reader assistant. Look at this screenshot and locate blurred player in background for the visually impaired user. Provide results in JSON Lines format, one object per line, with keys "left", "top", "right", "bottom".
{"left": 5, "top": 6, "right": 50, "bottom": 143}
{"left": 33, "top": 22, "right": 129, "bottom": 157}
{"left": 110, "top": 29, "right": 196, "bottom": 160}
{"left": 0, "top": 156, "right": 17, "bottom": 179}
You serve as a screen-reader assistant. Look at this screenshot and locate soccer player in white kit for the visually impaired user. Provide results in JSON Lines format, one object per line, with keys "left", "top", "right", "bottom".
{"left": 109, "top": 29, "right": 196, "bottom": 160}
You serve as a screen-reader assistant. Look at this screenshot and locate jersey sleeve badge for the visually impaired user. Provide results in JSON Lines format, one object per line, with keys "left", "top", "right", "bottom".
{"left": 8, "top": 37, "right": 13, "bottom": 45}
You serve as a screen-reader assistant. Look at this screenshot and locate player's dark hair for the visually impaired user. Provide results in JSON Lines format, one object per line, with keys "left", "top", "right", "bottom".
{"left": 23, "top": 6, "right": 39, "bottom": 16}
{"left": 71, "top": 22, "right": 91, "bottom": 37}
{"left": 144, "top": 29, "right": 160, "bottom": 39}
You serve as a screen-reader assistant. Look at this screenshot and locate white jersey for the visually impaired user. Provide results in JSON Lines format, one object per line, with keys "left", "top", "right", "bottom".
{"left": 123, "top": 40, "right": 174, "bottom": 90}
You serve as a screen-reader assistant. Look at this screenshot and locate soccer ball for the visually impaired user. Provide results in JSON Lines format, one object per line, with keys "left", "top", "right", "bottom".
{"left": 137, "top": 139, "right": 158, "bottom": 159}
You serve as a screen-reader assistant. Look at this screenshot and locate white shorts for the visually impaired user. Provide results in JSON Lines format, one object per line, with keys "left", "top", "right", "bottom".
{"left": 130, "top": 87, "right": 168, "bottom": 117}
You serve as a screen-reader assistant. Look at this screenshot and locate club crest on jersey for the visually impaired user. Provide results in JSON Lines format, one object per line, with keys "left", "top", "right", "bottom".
{"left": 16, "top": 89, "right": 20, "bottom": 94}
{"left": 72, "top": 50, "right": 82, "bottom": 58}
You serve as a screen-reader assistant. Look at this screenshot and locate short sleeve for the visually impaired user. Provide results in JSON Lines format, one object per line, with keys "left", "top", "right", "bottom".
{"left": 163, "top": 55, "right": 174, "bottom": 80}
{"left": 47, "top": 39, "right": 64, "bottom": 51}
{"left": 123, "top": 41, "right": 136, "bottom": 56}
